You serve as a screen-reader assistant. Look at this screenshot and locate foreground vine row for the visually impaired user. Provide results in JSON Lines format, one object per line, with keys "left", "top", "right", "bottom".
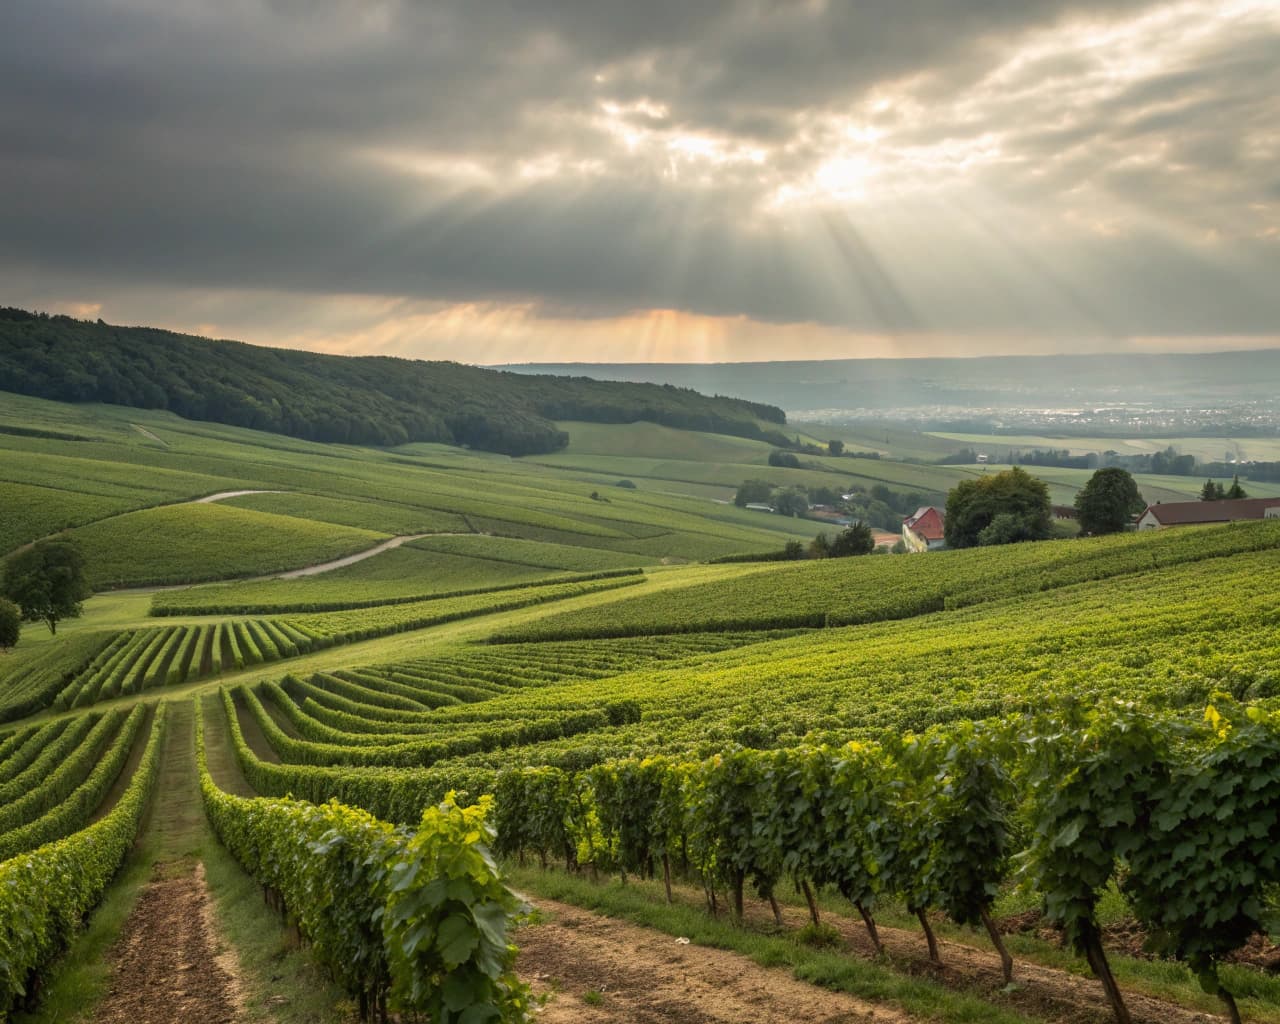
{"left": 0, "top": 704, "right": 166, "bottom": 1016}
{"left": 491, "top": 700, "right": 1279, "bottom": 1024}
{"left": 195, "top": 702, "right": 530, "bottom": 1023}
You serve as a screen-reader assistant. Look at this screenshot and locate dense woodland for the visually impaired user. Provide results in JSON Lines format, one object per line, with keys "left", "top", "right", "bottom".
{"left": 0, "top": 308, "right": 787, "bottom": 455}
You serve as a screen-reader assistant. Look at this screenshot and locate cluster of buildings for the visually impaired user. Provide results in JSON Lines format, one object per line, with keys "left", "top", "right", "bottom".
{"left": 901, "top": 496, "right": 1280, "bottom": 552}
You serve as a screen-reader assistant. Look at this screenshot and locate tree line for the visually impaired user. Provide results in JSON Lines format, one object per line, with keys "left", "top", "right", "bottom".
{"left": 940, "top": 443, "right": 1280, "bottom": 484}
{"left": 0, "top": 308, "right": 787, "bottom": 456}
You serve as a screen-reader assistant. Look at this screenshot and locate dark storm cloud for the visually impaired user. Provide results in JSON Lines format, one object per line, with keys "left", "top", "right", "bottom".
{"left": 1, "top": 0, "right": 1277, "bottom": 343}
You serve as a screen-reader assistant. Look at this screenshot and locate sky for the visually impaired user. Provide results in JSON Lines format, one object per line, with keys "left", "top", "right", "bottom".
{"left": 2, "top": 0, "right": 1278, "bottom": 363}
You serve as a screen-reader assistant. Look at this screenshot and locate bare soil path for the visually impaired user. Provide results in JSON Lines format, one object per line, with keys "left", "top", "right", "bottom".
{"left": 518, "top": 898, "right": 909, "bottom": 1024}
{"left": 90, "top": 702, "right": 246, "bottom": 1024}
{"left": 734, "top": 893, "right": 1227, "bottom": 1024}
{"left": 93, "top": 862, "right": 243, "bottom": 1024}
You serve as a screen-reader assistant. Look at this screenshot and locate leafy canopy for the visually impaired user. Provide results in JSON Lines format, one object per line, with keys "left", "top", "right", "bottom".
{"left": 1075, "top": 467, "right": 1144, "bottom": 535}
{"left": 828, "top": 522, "right": 876, "bottom": 557}
{"left": 944, "top": 467, "right": 1051, "bottom": 549}
{"left": 2, "top": 536, "right": 91, "bottom": 635}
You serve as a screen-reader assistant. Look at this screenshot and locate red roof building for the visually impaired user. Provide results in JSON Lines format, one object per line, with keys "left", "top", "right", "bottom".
{"left": 1136, "top": 497, "right": 1280, "bottom": 530}
{"left": 902, "top": 506, "right": 946, "bottom": 552}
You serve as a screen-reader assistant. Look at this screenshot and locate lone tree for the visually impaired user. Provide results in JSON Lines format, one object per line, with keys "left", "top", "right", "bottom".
{"left": 0, "top": 598, "right": 19, "bottom": 651}
{"left": 827, "top": 439, "right": 844, "bottom": 456}
{"left": 944, "top": 467, "right": 1051, "bottom": 549}
{"left": 2, "top": 535, "right": 91, "bottom": 635}
{"left": 1224, "top": 474, "right": 1248, "bottom": 499}
{"left": 1075, "top": 467, "right": 1145, "bottom": 535}
{"left": 829, "top": 521, "right": 876, "bottom": 557}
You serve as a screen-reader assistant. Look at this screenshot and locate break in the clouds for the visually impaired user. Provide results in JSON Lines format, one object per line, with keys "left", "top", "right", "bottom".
{"left": 2, "top": 0, "right": 1277, "bottom": 361}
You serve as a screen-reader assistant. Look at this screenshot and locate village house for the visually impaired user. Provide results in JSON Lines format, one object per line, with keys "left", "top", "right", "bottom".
{"left": 1136, "top": 496, "right": 1280, "bottom": 530}
{"left": 902, "top": 506, "right": 946, "bottom": 552}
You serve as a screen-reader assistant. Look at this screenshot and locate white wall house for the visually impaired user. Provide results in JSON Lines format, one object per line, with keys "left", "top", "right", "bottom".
{"left": 1137, "top": 497, "right": 1280, "bottom": 530}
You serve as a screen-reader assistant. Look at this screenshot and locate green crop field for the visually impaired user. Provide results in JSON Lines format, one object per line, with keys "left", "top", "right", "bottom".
{"left": 929, "top": 431, "right": 1280, "bottom": 463}
{"left": 551, "top": 421, "right": 781, "bottom": 462}
{"left": 73, "top": 503, "right": 389, "bottom": 589}
{"left": 407, "top": 534, "right": 652, "bottom": 572}
{"left": 148, "top": 546, "right": 583, "bottom": 614}
{"left": 491, "top": 520, "right": 1280, "bottom": 640}
{"left": 0, "top": 481, "right": 140, "bottom": 554}
{"left": 221, "top": 490, "right": 470, "bottom": 534}
{"left": 220, "top": 544, "right": 1280, "bottom": 790}
{"left": 0, "top": 396, "right": 821, "bottom": 571}
{"left": 4, "top": 391, "right": 1280, "bottom": 1024}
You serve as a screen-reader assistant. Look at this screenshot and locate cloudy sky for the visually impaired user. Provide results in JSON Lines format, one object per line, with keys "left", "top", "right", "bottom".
{"left": 3, "top": 0, "right": 1277, "bottom": 363}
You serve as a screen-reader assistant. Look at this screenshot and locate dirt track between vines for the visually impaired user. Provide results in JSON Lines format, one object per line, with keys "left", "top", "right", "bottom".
{"left": 519, "top": 898, "right": 906, "bottom": 1023}
{"left": 731, "top": 895, "right": 1227, "bottom": 1024}
{"left": 520, "top": 887, "right": 1233, "bottom": 1024}
{"left": 92, "top": 861, "right": 244, "bottom": 1024}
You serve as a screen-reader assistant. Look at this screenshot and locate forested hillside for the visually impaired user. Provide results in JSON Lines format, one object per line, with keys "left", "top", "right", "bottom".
{"left": 0, "top": 308, "right": 786, "bottom": 454}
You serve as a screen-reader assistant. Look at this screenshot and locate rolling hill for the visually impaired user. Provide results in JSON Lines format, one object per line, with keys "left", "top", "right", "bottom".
{"left": 0, "top": 307, "right": 786, "bottom": 455}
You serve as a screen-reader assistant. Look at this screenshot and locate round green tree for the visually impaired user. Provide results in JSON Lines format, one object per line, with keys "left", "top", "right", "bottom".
{"left": 1074, "top": 467, "right": 1144, "bottom": 535}
{"left": 773, "top": 486, "right": 809, "bottom": 517}
{"left": 828, "top": 521, "right": 876, "bottom": 557}
{"left": 2, "top": 535, "right": 91, "bottom": 635}
{"left": 944, "top": 467, "right": 1051, "bottom": 548}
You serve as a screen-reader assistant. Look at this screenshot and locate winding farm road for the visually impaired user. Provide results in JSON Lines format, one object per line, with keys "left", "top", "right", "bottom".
{"left": 21, "top": 486, "right": 477, "bottom": 593}
{"left": 83, "top": 490, "right": 451, "bottom": 592}
{"left": 192, "top": 489, "right": 284, "bottom": 503}
{"left": 271, "top": 533, "right": 429, "bottom": 578}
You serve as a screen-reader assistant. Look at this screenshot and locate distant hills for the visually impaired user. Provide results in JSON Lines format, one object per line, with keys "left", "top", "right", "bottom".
{"left": 508, "top": 350, "right": 1280, "bottom": 418}
{"left": 0, "top": 309, "right": 786, "bottom": 455}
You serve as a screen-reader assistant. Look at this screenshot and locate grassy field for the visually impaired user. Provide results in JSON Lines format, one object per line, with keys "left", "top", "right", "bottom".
{"left": 74, "top": 504, "right": 389, "bottom": 589}
{"left": 929, "top": 431, "right": 1280, "bottom": 463}
{"left": 148, "top": 546, "right": 572, "bottom": 614}
{"left": 0, "top": 396, "right": 826, "bottom": 583}
{"left": 221, "top": 490, "right": 469, "bottom": 534}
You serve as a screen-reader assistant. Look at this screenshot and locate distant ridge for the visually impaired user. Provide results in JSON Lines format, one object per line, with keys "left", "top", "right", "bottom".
{"left": 506, "top": 350, "right": 1280, "bottom": 414}
{"left": 0, "top": 308, "right": 786, "bottom": 455}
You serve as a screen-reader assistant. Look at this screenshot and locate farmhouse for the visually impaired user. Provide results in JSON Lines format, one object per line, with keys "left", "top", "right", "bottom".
{"left": 1136, "top": 497, "right": 1280, "bottom": 530}
{"left": 902, "top": 506, "right": 946, "bottom": 552}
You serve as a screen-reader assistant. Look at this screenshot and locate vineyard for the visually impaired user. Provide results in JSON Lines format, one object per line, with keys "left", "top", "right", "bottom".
{"left": 0, "top": 705, "right": 165, "bottom": 1014}
{"left": 492, "top": 519, "right": 1280, "bottom": 640}
{"left": 149, "top": 558, "right": 646, "bottom": 616}
{"left": 0, "top": 574, "right": 644, "bottom": 719}
{"left": 2, "top": 394, "right": 1280, "bottom": 1023}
